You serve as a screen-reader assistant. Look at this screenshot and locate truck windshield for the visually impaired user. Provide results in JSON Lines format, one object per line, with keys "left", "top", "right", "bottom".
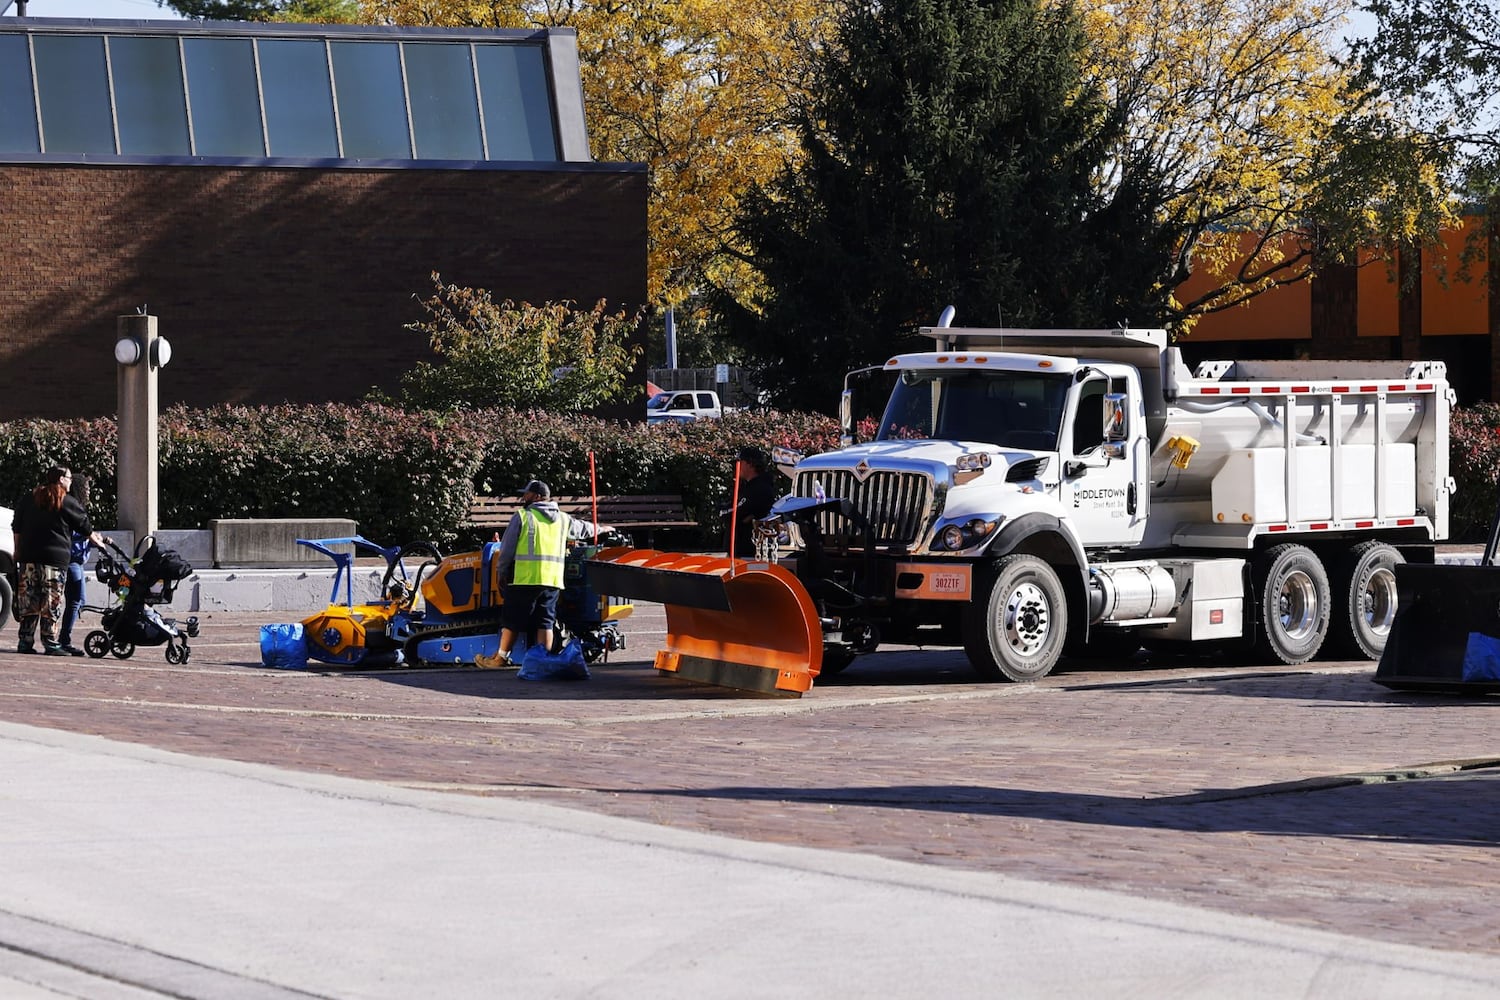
{"left": 646, "top": 394, "right": 671, "bottom": 410}
{"left": 878, "top": 370, "right": 1069, "bottom": 450}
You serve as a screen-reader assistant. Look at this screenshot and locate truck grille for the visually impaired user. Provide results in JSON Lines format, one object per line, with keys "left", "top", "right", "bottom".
{"left": 796, "top": 470, "right": 933, "bottom": 547}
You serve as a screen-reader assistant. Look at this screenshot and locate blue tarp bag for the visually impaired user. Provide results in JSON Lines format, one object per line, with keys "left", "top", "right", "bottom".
{"left": 260, "top": 623, "right": 309, "bottom": 669}
{"left": 518, "top": 637, "right": 590, "bottom": 681}
{"left": 1461, "top": 632, "right": 1500, "bottom": 682}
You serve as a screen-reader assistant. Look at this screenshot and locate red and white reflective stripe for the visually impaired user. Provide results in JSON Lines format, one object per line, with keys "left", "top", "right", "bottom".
{"left": 1259, "top": 517, "right": 1424, "bottom": 533}
{"left": 1180, "top": 381, "right": 1438, "bottom": 398}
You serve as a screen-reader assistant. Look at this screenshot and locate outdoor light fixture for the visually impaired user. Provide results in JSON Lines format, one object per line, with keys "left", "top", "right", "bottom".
{"left": 115, "top": 335, "right": 172, "bottom": 368}
{"left": 114, "top": 337, "right": 143, "bottom": 366}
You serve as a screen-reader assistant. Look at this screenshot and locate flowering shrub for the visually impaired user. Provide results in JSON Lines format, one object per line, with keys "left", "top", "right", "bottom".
{"left": 1448, "top": 402, "right": 1500, "bottom": 542}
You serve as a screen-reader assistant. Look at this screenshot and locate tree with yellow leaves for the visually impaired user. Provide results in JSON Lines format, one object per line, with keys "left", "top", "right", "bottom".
{"left": 1077, "top": 0, "right": 1454, "bottom": 322}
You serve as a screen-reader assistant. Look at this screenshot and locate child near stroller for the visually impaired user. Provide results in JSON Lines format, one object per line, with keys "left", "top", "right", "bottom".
{"left": 83, "top": 536, "right": 200, "bottom": 663}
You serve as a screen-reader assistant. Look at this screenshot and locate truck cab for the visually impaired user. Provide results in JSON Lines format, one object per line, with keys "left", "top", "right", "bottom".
{"left": 792, "top": 329, "right": 1162, "bottom": 560}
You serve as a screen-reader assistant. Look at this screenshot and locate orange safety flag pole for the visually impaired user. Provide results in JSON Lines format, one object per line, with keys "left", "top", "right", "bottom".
{"left": 728, "top": 458, "right": 742, "bottom": 575}
{"left": 589, "top": 451, "right": 599, "bottom": 543}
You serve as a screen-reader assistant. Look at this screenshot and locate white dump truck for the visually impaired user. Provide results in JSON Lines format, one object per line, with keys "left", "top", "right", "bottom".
{"left": 769, "top": 324, "right": 1453, "bottom": 680}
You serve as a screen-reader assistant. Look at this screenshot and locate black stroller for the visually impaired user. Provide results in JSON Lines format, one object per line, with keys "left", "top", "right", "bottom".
{"left": 83, "top": 536, "right": 200, "bottom": 663}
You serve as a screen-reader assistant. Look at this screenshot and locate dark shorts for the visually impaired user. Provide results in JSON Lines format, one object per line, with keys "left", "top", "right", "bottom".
{"left": 502, "top": 584, "right": 561, "bottom": 632}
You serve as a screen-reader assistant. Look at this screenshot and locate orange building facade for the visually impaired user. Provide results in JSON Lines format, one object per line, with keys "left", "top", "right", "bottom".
{"left": 1177, "top": 219, "right": 1498, "bottom": 405}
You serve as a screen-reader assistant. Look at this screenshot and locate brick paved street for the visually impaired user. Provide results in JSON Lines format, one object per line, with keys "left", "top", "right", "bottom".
{"left": 1, "top": 605, "right": 1496, "bottom": 959}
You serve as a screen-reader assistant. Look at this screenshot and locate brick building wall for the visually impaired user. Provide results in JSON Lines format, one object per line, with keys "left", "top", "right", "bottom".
{"left": 0, "top": 163, "right": 648, "bottom": 420}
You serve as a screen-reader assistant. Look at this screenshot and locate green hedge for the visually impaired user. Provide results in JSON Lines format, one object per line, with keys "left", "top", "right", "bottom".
{"left": 10, "top": 400, "right": 1493, "bottom": 545}
{"left": 0, "top": 404, "right": 840, "bottom": 548}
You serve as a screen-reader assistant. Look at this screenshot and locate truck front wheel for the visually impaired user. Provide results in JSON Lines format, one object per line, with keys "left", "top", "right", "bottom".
{"left": 963, "top": 555, "right": 1067, "bottom": 682}
{"left": 0, "top": 574, "right": 10, "bottom": 633}
{"left": 1253, "top": 544, "right": 1330, "bottom": 664}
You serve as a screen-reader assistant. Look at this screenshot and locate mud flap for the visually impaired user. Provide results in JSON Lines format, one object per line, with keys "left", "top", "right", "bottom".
{"left": 587, "top": 548, "right": 823, "bottom": 696}
{"left": 1374, "top": 563, "right": 1500, "bottom": 693}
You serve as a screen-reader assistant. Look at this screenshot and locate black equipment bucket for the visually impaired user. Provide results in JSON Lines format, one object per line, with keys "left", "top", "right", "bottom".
{"left": 1374, "top": 562, "right": 1500, "bottom": 693}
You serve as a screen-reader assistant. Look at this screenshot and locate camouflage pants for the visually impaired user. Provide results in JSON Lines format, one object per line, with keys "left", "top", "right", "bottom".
{"left": 17, "top": 563, "right": 66, "bottom": 649}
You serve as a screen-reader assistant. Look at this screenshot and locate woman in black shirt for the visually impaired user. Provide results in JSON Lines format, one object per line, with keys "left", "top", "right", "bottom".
{"left": 12, "top": 466, "right": 104, "bottom": 655}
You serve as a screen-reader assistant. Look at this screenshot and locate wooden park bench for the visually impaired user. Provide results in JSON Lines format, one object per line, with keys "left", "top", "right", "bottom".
{"left": 467, "top": 493, "right": 700, "bottom": 548}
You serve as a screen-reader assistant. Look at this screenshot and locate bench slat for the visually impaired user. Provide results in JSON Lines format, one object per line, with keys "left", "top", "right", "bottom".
{"left": 466, "top": 494, "right": 698, "bottom": 538}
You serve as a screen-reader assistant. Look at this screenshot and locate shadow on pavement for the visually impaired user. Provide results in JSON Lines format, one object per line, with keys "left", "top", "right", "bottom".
{"left": 1145, "top": 675, "right": 1500, "bottom": 705}
{"left": 618, "top": 775, "right": 1500, "bottom": 846}
{"left": 350, "top": 663, "right": 800, "bottom": 702}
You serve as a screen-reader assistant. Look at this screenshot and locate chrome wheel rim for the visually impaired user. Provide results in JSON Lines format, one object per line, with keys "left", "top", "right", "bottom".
{"left": 1277, "top": 570, "right": 1318, "bottom": 641}
{"left": 1003, "top": 581, "right": 1051, "bottom": 658}
{"left": 1363, "top": 565, "right": 1399, "bottom": 638}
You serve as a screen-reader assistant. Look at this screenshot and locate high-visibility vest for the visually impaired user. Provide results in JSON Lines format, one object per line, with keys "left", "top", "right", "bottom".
{"left": 513, "top": 507, "right": 569, "bottom": 588}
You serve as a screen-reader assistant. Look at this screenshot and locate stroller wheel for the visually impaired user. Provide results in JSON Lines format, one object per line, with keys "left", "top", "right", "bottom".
{"left": 83, "top": 631, "right": 111, "bottom": 659}
{"left": 111, "top": 639, "right": 135, "bottom": 660}
{"left": 186, "top": 616, "right": 200, "bottom": 638}
{"left": 165, "top": 643, "right": 188, "bottom": 665}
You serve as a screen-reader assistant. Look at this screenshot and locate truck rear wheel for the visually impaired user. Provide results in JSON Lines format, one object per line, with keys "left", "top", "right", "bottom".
{"left": 1327, "top": 541, "right": 1402, "bottom": 661}
{"left": 963, "top": 554, "right": 1067, "bottom": 682}
{"left": 1253, "top": 544, "right": 1330, "bottom": 664}
{"left": 0, "top": 574, "right": 10, "bottom": 633}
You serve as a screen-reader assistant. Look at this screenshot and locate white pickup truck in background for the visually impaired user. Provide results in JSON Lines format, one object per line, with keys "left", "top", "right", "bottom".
{"left": 646, "top": 389, "right": 725, "bottom": 424}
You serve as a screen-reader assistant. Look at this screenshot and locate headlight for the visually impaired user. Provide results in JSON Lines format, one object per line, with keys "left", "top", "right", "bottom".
{"left": 933, "top": 515, "right": 1005, "bottom": 551}
{"left": 955, "top": 451, "right": 992, "bottom": 472}
{"left": 966, "top": 518, "right": 995, "bottom": 538}
{"left": 771, "top": 445, "right": 804, "bottom": 467}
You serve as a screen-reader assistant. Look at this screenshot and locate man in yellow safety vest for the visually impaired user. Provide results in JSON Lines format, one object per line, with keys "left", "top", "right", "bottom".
{"left": 475, "top": 479, "right": 606, "bottom": 668}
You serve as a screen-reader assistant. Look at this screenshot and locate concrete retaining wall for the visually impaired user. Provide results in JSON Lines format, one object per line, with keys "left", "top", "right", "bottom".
{"left": 80, "top": 566, "right": 384, "bottom": 615}
{"left": 79, "top": 523, "right": 378, "bottom": 613}
{"left": 211, "top": 519, "right": 359, "bottom": 569}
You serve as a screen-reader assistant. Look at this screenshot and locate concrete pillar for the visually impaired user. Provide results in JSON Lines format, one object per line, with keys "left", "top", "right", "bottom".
{"left": 116, "top": 313, "right": 162, "bottom": 539}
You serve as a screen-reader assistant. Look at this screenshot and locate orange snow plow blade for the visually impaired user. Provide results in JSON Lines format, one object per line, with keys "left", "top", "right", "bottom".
{"left": 585, "top": 548, "right": 823, "bottom": 696}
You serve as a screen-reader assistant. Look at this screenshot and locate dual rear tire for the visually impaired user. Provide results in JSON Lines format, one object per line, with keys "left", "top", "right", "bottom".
{"left": 1252, "top": 541, "right": 1402, "bottom": 665}
{"left": 1252, "top": 544, "right": 1331, "bottom": 664}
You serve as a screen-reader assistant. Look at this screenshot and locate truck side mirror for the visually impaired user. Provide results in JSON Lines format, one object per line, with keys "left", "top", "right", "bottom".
{"left": 840, "top": 389, "right": 854, "bottom": 446}
{"left": 1104, "top": 392, "right": 1128, "bottom": 442}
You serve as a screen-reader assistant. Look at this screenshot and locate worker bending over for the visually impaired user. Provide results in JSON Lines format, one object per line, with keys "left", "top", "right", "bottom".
{"left": 475, "top": 479, "right": 606, "bottom": 669}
